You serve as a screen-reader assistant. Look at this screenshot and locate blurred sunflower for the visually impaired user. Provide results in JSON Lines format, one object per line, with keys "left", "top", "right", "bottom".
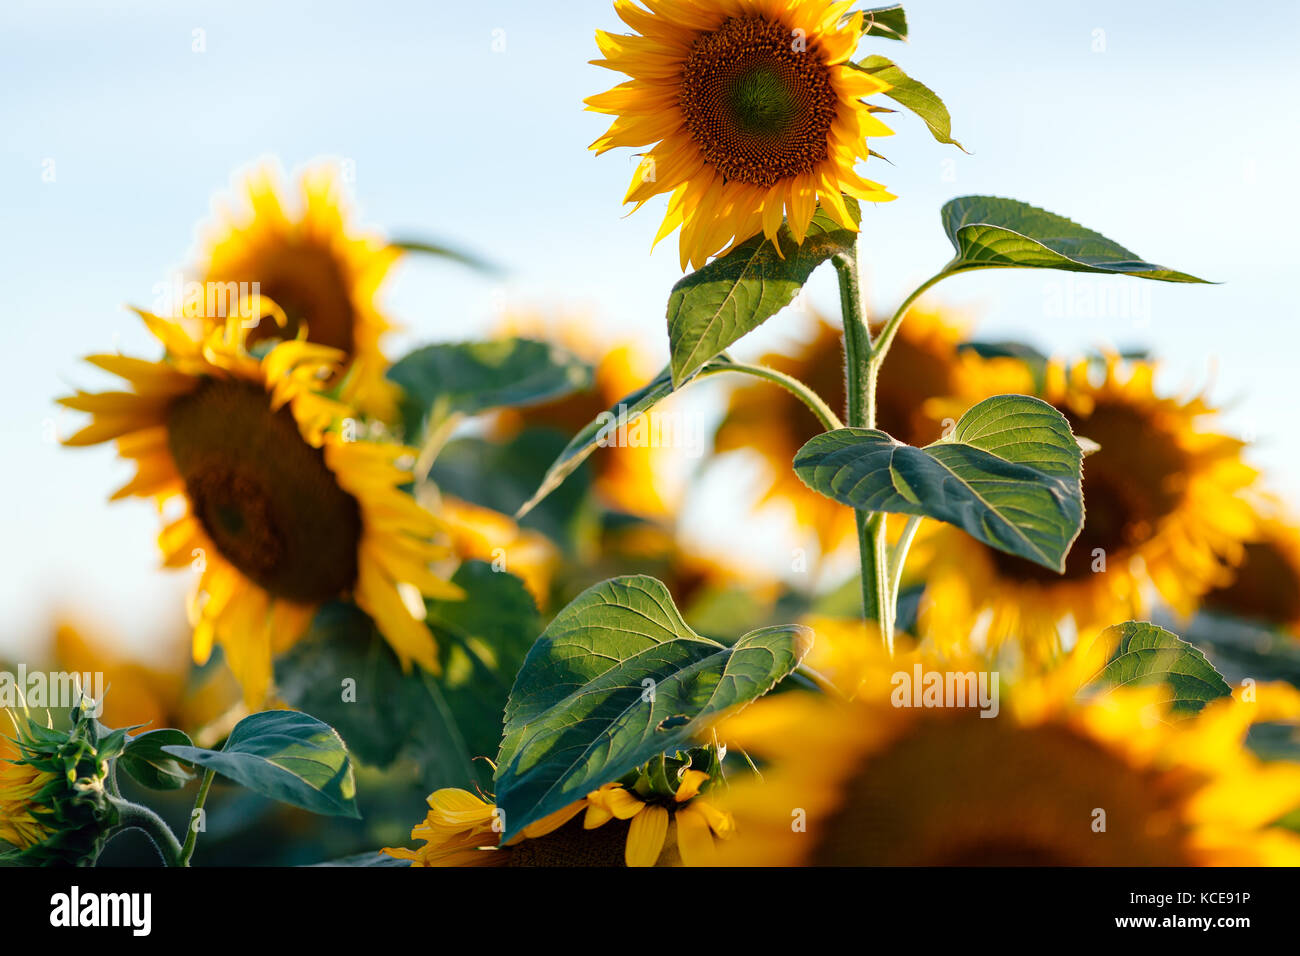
{"left": 194, "top": 163, "right": 402, "bottom": 419}
{"left": 717, "top": 638, "right": 1300, "bottom": 865}
{"left": 491, "top": 313, "right": 674, "bottom": 519}
{"left": 59, "top": 310, "right": 461, "bottom": 704}
{"left": 440, "top": 495, "right": 561, "bottom": 609}
{"left": 587, "top": 0, "right": 895, "bottom": 269}
{"left": 714, "top": 309, "right": 1028, "bottom": 555}
{"left": 916, "top": 357, "right": 1258, "bottom": 657}
{"left": 1202, "top": 514, "right": 1300, "bottom": 635}
{"left": 383, "top": 773, "right": 733, "bottom": 867}
{"left": 51, "top": 618, "right": 241, "bottom": 735}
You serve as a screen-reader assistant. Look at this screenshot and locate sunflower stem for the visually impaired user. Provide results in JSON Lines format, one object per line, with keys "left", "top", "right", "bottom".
{"left": 723, "top": 362, "right": 844, "bottom": 430}
{"left": 108, "top": 797, "right": 185, "bottom": 867}
{"left": 178, "top": 768, "right": 215, "bottom": 867}
{"left": 833, "top": 243, "right": 889, "bottom": 649}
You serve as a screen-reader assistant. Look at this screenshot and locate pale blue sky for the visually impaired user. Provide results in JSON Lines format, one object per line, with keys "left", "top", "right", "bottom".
{"left": 3, "top": 0, "right": 1298, "bottom": 655}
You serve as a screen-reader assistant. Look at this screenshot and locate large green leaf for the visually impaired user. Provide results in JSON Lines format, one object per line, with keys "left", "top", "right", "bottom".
{"left": 667, "top": 202, "right": 859, "bottom": 387}
{"left": 493, "top": 576, "right": 812, "bottom": 840}
{"left": 793, "top": 394, "right": 1084, "bottom": 571}
{"left": 862, "top": 5, "right": 908, "bottom": 41}
{"left": 118, "top": 729, "right": 195, "bottom": 791}
{"left": 515, "top": 358, "right": 732, "bottom": 519}
{"left": 939, "top": 196, "right": 1209, "bottom": 282}
{"left": 388, "top": 338, "right": 592, "bottom": 438}
{"left": 854, "top": 55, "right": 964, "bottom": 150}
{"left": 1083, "top": 621, "right": 1232, "bottom": 716}
{"left": 163, "top": 711, "right": 360, "bottom": 818}
{"left": 277, "top": 562, "right": 538, "bottom": 788}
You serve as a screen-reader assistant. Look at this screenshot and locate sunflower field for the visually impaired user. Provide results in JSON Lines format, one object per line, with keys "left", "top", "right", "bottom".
{"left": 4, "top": 0, "right": 1300, "bottom": 905}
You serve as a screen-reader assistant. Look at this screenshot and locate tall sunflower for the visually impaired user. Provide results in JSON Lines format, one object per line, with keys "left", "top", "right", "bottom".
{"left": 716, "top": 639, "right": 1300, "bottom": 866}
{"left": 587, "top": 0, "right": 896, "bottom": 269}
{"left": 915, "top": 357, "right": 1259, "bottom": 657}
{"left": 714, "top": 309, "right": 1029, "bottom": 555}
{"left": 59, "top": 311, "right": 461, "bottom": 704}
{"left": 194, "top": 162, "right": 402, "bottom": 419}
{"left": 383, "top": 773, "right": 733, "bottom": 867}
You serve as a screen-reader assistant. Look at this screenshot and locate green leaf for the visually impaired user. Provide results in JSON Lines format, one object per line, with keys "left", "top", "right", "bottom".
{"left": 388, "top": 338, "right": 593, "bottom": 437}
{"left": 118, "top": 729, "right": 195, "bottom": 791}
{"left": 862, "top": 5, "right": 908, "bottom": 41}
{"left": 854, "top": 55, "right": 964, "bottom": 150}
{"left": 667, "top": 201, "right": 859, "bottom": 387}
{"left": 1082, "top": 621, "right": 1232, "bottom": 716}
{"left": 515, "top": 358, "right": 732, "bottom": 519}
{"left": 793, "top": 394, "right": 1084, "bottom": 571}
{"left": 940, "top": 196, "right": 1210, "bottom": 282}
{"left": 493, "top": 576, "right": 812, "bottom": 840}
{"left": 390, "top": 237, "right": 500, "bottom": 275}
{"left": 163, "top": 711, "right": 360, "bottom": 818}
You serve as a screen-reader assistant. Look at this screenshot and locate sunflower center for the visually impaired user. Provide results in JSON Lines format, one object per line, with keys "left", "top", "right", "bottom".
{"left": 505, "top": 816, "right": 636, "bottom": 867}
{"left": 990, "top": 400, "right": 1188, "bottom": 582}
{"left": 678, "top": 16, "right": 838, "bottom": 188}
{"left": 812, "top": 718, "right": 1196, "bottom": 866}
{"left": 166, "top": 379, "right": 361, "bottom": 603}
{"left": 222, "top": 243, "right": 357, "bottom": 357}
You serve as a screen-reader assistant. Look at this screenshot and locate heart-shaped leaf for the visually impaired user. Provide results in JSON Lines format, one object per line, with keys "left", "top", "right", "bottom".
{"left": 667, "top": 201, "right": 859, "bottom": 387}
{"left": 388, "top": 338, "right": 592, "bottom": 438}
{"left": 515, "top": 358, "right": 732, "bottom": 519}
{"left": 855, "top": 55, "right": 964, "bottom": 150}
{"left": 794, "top": 394, "right": 1084, "bottom": 571}
{"left": 494, "top": 575, "right": 812, "bottom": 840}
{"left": 119, "top": 729, "right": 195, "bottom": 791}
{"left": 164, "top": 711, "right": 360, "bottom": 818}
{"left": 940, "top": 196, "right": 1209, "bottom": 282}
{"left": 1082, "top": 621, "right": 1232, "bottom": 716}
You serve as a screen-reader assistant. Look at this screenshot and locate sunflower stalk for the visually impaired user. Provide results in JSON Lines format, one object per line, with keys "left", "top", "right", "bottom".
{"left": 107, "top": 796, "right": 185, "bottom": 867}
{"left": 834, "top": 244, "right": 949, "bottom": 653}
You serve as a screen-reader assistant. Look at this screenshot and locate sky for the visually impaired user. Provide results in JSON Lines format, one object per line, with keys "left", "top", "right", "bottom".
{"left": 2, "top": 0, "right": 1298, "bottom": 657}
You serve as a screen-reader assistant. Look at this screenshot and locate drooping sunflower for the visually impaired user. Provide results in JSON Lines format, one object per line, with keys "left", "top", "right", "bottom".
{"left": 587, "top": 0, "right": 896, "bottom": 269}
{"left": 915, "top": 357, "right": 1259, "bottom": 657}
{"left": 383, "top": 773, "right": 734, "bottom": 867}
{"left": 716, "top": 638, "right": 1300, "bottom": 866}
{"left": 194, "top": 162, "right": 402, "bottom": 419}
{"left": 490, "top": 312, "right": 675, "bottom": 519}
{"left": 59, "top": 310, "right": 461, "bottom": 704}
{"left": 1202, "top": 514, "right": 1300, "bottom": 635}
{"left": 714, "top": 309, "right": 1030, "bottom": 555}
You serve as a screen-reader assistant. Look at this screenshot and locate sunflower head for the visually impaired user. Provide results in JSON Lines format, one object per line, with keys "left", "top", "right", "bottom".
{"left": 1203, "top": 515, "right": 1300, "bottom": 634}
{"left": 588, "top": 0, "right": 896, "bottom": 269}
{"left": 195, "top": 162, "right": 402, "bottom": 419}
{"left": 383, "top": 747, "right": 734, "bottom": 867}
{"left": 915, "top": 356, "right": 1259, "bottom": 656}
{"left": 59, "top": 312, "right": 461, "bottom": 704}
{"left": 716, "top": 635, "right": 1300, "bottom": 866}
{"left": 1, "top": 703, "right": 124, "bottom": 866}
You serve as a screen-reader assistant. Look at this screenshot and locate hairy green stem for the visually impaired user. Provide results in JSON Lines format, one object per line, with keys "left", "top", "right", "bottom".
{"left": 110, "top": 798, "right": 184, "bottom": 867}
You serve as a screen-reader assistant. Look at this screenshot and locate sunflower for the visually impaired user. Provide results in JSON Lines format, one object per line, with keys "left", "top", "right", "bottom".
{"left": 915, "top": 357, "right": 1259, "bottom": 658}
{"left": 1202, "top": 514, "right": 1300, "bottom": 634}
{"left": 0, "top": 721, "right": 55, "bottom": 851}
{"left": 59, "top": 310, "right": 461, "bottom": 705}
{"left": 714, "top": 308, "right": 1028, "bottom": 555}
{"left": 716, "top": 637, "right": 1300, "bottom": 866}
{"left": 587, "top": 0, "right": 896, "bottom": 269}
{"left": 491, "top": 312, "right": 675, "bottom": 519}
{"left": 194, "top": 162, "right": 402, "bottom": 419}
{"left": 383, "top": 773, "right": 734, "bottom": 867}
